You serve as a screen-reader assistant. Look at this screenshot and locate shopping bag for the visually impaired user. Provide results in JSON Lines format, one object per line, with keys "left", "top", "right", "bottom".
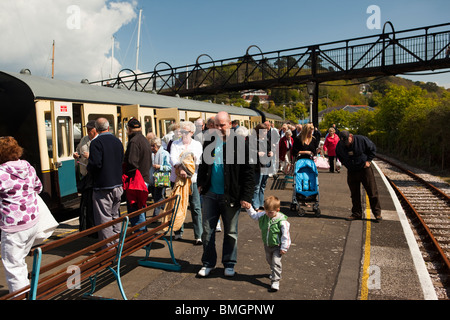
{"left": 336, "top": 159, "right": 342, "bottom": 170}
{"left": 153, "top": 171, "right": 171, "bottom": 187}
{"left": 33, "top": 195, "right": 59, "bottom": 246}
{"left": 314, "top": 156, "right": 330, "bottom": 169}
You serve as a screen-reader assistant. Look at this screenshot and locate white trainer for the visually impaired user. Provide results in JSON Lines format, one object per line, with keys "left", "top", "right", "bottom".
{"left": 197, "top": 267, "right": 213, "bottom": 277}
{"left": 271, "top": 281, "right": 279, "bottom": 291}
{"left": 224, "top": 267, "right": 235, "bottom": 277}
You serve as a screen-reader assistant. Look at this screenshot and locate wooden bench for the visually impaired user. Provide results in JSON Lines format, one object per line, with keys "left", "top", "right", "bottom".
{"left": 0, "top": 194, "right": 180, "bottom": 300}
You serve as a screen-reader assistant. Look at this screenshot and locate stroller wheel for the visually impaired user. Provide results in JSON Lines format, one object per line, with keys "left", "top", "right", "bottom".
{"left": 290, "top": 203, "right": 297, "bottom": 212}
{"left": 314, "top": 208, "right": 321, "bottom": 217}
{"left": 297, "top": 208, "right": 306, "bottom": 217}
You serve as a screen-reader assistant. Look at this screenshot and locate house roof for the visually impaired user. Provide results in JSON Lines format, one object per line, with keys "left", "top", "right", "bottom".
{"left": 318, "top": 105, "right": 375, "bottom": 117}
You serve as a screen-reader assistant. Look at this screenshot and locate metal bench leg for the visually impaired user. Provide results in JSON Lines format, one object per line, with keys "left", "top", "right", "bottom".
{"left": 139, "top": 235, "right": 181, "bottom": 271}
{"left": 108, "top": 266, "right": 127, "bottom": 300}
{"left": 139, "top": 197, "right": 182, "bottom": 271}
{"left": 84, "top": 274, "right": 99, "bottom": 298}
{"left": 164, "top": 235, "right": 181, "bottom": 270}
{"left": 82, "top": 267, "right": 128, "bottom": 300}
{"left": 83, "top": 217, "right": 129, "bottom": 300}
{"left": 29, "top": 248, "right": 42, "bottom": 300}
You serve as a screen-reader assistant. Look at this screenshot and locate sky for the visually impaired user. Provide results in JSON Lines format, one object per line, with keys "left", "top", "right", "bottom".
{"left": 0, "top": 0, "right": 449, "bottom": 88}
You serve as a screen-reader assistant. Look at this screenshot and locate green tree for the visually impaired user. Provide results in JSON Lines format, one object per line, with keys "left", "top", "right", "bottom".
{"left": 292, "top": 102, "right": 308, "bottom": 121}
{"left": 320, "top": 110, "right": 353, "bottom": 132}
{"left": 374, "top": 85, "right": 424, "bottom": 133}
{"left": 249, "top": 95, "right": 260, "bottom": 109}
{"left": 427, "top": 92, "right": 450, "bottom": 169}
{"left": 351, "top": 109, "right": 376, "bottom": 136}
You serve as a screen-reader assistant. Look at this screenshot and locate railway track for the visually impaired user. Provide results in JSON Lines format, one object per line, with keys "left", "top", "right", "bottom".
{"left": 375, "top": 154, "right": 450, "bottom": 300}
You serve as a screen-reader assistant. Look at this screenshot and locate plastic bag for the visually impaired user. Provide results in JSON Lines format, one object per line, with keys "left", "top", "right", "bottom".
{"left": 33, "top": 195, "right": 59, "bottom": 246}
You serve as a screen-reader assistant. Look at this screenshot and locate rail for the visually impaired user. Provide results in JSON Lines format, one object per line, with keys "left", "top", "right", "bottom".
{"left": 376, "top": 155, "right": 450, "bottom": 285}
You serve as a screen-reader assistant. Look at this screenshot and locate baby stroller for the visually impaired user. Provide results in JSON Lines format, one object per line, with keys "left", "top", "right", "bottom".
{"left": 290, "top": 157, "right": 320, "bottom": 217}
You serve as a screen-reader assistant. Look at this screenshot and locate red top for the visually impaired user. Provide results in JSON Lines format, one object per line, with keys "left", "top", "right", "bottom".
{"left": 323, "top": 134, "right": 340, "bottom": 157}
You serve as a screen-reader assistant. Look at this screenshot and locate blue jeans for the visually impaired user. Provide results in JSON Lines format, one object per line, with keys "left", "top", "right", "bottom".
{"left": 128, "top": 202, "right": 146, "bottom": 230}
{"left": 252, "top": 172, "right": 269, "bottom": 209}
{"left": 152, "top": 186, "right": 165, "bottom": 216}
{"left": 190, "top": 183, "right": 203, "bottom": 239}
{"left": 201, "top": 191, "right": 240, "bottom": 269}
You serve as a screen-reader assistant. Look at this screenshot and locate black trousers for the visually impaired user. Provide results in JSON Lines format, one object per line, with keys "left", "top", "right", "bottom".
{"left": 79, "top": 188, "right": 95, "bottom": 231}
{"left": 347, "top": 166, "right": 381, "bottom": 218}
{"left": 329, "top": 156, "right": 335, "bottom": 172}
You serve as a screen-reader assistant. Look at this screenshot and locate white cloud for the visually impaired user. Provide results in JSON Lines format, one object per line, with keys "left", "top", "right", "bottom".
{"left": 0, "top": 0, "right": 137, "bottom": 81}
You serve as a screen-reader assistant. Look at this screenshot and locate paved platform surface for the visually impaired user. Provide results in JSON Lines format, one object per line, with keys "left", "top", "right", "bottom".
{"left": 0, "top": 160, "right": 437, "bottom": 305}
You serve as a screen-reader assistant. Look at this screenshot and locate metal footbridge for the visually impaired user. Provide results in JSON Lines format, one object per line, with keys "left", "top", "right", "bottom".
{"left": 90, "top": 22, "right": 450, "bottom": 125}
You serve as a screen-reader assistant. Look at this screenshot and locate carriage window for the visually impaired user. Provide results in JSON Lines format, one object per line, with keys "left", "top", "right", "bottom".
{"left": 159, "top": 119, "right": 175, "bottom": 137}
{"left": 87, "top": 114, "right": 115, "bottom": 134}
{"left": 56, "top": 116, "right": 73, "bottom": 158}
{"left": 144, "top": 116, "right": 153, "bottom": 135}
{"left": 73, "top": 103, "right": 82, "bottom": 148}
{"left": 45, "top": 112, "right": 52, "bottom": 159}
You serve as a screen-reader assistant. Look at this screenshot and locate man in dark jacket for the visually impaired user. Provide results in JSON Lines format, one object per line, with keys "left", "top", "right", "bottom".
{"left": 123, "top": 118, "right": 152, "bottom": 227}
{"left": 87, "top": 118, "right": 124, "bottom": 244}
{"left": 336, "top": 131, "right": 382, "bottom": 221}
{"left": 197, "top": 111, "right": 255, "bottom": 278}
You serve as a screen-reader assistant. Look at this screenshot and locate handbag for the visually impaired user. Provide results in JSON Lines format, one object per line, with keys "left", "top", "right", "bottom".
{"left": 153, "top": 171, "right": 170, "bottom": 187}
{"left": 33, "top": 195, "right": 59, "bottom": 246}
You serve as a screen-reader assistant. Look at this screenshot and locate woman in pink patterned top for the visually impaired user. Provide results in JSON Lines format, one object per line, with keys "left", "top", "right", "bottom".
{"left": 0, "top": 136, "right": 42, "bottom": 293}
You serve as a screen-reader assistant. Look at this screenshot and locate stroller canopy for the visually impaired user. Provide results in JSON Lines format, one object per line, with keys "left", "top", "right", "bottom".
{"left": 294, "top": 158, "right": 319, "bottom": 197}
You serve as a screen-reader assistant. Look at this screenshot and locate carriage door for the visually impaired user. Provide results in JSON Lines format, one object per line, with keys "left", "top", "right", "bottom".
{"left": 120, "top": 104, "right": 140, "bottom": 149}
{"left": 52, "top": 101, "right": 77, "bottom": 197}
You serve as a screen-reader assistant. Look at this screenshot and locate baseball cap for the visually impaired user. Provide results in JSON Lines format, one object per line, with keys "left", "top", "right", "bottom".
{"left": 128, "top": 118, "right": 141, "bottom": 129}
{"left": 339, "top": 130, "right": 350, "bottom": 142}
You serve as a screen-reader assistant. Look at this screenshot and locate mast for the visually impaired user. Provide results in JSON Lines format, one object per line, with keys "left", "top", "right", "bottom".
{"left": 51, "top": 40, "right": 55, "bottom": 79}
{"left": 135, "top": 9, "right": 142, "bottom": 71}
{"left": 111, "top": 36, "right": 115, "bottom": 78}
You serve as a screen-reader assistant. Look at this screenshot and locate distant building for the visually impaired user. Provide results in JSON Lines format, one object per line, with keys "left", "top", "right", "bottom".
{"left": 241, "top": 89, "right": 270, "bottom": 105}
{"left": 318, "top": 105, "right": 375, "bottom": 122}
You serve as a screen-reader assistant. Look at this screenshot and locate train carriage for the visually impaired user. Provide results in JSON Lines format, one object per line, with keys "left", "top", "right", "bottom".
{"left": 0, "top": 70, "right": 263, "bottom": 216}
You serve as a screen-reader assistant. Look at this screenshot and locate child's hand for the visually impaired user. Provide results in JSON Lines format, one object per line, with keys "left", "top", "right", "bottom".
{"left": 240, "top": 201, "right": 251, "bottom": 209}
{"left": 280, "top": 250, "right": 287, "bottom": 255}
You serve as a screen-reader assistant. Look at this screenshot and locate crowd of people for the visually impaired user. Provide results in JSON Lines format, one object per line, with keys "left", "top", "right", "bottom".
{"left": 0, "top": 112, "right": 381, "bottom": 294}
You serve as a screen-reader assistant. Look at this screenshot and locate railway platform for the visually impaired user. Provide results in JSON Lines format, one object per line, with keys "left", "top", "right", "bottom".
{"left": 0, "top": 160, "right": 437, "bottom": 303}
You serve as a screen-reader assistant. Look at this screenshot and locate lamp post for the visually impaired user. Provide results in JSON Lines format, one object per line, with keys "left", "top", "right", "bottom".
{"left": 307, "top": 81, "right": 315, "bottom": 123}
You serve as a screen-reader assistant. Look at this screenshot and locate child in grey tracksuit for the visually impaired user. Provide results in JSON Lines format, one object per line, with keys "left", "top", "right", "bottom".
{"left": 243, "top": 196, "right": 291, "bottom": 291}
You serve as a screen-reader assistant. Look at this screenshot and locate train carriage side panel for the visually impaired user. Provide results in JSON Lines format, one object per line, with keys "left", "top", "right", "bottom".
{"left": 0, "top": 72, "right": 42, "bottom": 195}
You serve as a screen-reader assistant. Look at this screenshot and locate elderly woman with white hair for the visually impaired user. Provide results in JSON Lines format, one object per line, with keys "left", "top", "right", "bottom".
{"left": 149, "top": 137, "right": 171, "bottom": 216}
{"left": 169, "top": 121, "right": 204, "bottom": 244}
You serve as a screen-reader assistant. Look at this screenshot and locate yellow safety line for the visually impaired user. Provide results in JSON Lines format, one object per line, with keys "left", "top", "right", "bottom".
{"left": 360, "top": 193, "right": 371, "bottom": 300}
